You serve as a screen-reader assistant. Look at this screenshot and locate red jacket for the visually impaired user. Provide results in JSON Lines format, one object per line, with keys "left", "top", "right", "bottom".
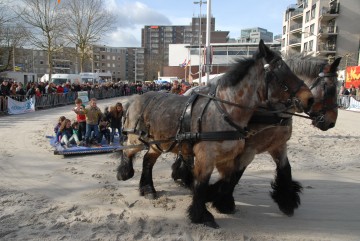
{"left": 56, "top": 86, "right": 64, "bottom": 93}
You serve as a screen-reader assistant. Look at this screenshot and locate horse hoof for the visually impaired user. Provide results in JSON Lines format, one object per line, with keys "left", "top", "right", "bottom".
{"left": 116, "top": 167, "right": 134, "bottom": 181}
{"left": 203, "top": 221, "right": 220, "bottom": 229}
{"left": 144, "top": 192, "right": 157, "bottom": 200}
{"left": 280, "top": 207, "right": 294, "bottom": 217}
{"left": 140, "top": 185, "right": 157, "bottom": 199}
{"left": 212, "top": 195, "right": 235, "bottom": 214}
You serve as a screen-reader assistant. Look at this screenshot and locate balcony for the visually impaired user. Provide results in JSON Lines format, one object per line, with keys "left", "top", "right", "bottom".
{"left": 289, "top": 37, "right": 301, "bottom": 46}
{"left": 289, "top": 23, "right": 303, "bottom": 32}
{"left": 319, "top": 6, "right": 339, "bottom": 22}
{"left": 290, "top": 8, "right": 303, "bottom": 19}
{"left": 318, "top": 26, "right": 338, "bottom": 39}
{"left": 317, "top": 42, "right": 337, "bottom": 55}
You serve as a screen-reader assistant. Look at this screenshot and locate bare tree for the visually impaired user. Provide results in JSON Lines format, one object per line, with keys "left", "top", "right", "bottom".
{"left": 63, "top": 0, "right": 115, "bottom": 73}
{"left": 0, "top": 24, "right": 30, "bottom": 72}
{"left": 15, "top": 0, "right": 65, "bottom": 79}
{"left": 0, "top": 1, "right": 30, "bottom": 72}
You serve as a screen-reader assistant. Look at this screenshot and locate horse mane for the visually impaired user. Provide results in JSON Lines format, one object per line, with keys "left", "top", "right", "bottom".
{"left": 218, "top": 58, "right": 256, "bottom": 87}
{"left": 284, "top": 53, "right": 327, "bottom": 79}
{"left": 218, "top": 45, "right": 281, "bottom": 87}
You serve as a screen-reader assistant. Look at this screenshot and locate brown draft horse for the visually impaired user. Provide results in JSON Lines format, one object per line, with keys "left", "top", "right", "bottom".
{"left": 116, "top": 40, "right": 314, "bottom": 228}
{"left": 172, "top": 54, "right": 341, "bottom": 218}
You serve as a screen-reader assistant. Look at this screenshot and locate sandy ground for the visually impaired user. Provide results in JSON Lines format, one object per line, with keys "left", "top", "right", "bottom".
{"left": 0, "top": 97, "right": 359, "bottom": 241}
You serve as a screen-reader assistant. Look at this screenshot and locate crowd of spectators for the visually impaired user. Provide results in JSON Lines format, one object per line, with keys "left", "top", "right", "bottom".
{"left": 0, "top": 78, "right": 199, "bottom": 114}
{"left": 338, "top": 84, "right": 360, "bottom": 108}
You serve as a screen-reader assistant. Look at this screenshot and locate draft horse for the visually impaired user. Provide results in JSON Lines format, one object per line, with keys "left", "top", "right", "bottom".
{"left": 172, "top": 54, "right": 341, "bottom": 217}
{"left": 116, "top": 40, "right": 314, "bottom": 228}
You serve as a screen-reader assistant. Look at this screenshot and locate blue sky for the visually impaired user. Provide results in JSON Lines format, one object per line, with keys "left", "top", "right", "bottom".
{"left": 102, "top": 0, "right": 296, "bottom": 47}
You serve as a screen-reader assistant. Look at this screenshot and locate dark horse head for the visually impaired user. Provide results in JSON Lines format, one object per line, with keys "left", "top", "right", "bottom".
{"left": 218, "top": 40, "right": 314, "bottom": 114}
{"left": 285, "top": 54, "right": 341, "bottom": 130}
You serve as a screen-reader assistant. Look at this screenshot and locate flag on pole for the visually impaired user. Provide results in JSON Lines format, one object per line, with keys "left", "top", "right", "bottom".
{"left": 184, "top": 60, "right": 191, "bottom": 69}
{"left": 57, "top": 0, "right": 61, "bottom": 3}
{"left": 180, "top": 59, "right": 187, "bottom": 67}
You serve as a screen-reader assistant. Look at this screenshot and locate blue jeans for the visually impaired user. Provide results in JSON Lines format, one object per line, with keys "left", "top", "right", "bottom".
{"left": 85, "top": 124, "right": 99, "bottom": 144}
{"left": 111, "top": 126, "right": 122, "bottom": 143}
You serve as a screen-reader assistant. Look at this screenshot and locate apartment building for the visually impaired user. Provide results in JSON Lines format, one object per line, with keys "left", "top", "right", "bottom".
{"left": 1, "top": 45, "right": 145, "bottom": 82}
{"left": 91, "top": 45, "right": 127, "bottom": 81}
{"left": 239, "top": 27, "right": 274, "bottom": 43}
{"left": 281, "top": 0, "right": 360, "bottom": 68}
{"left": 141, "top": 16, "right": 229, "bottom": 80}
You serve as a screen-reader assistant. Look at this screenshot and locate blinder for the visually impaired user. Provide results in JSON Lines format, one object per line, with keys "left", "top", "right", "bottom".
{"left": 263, "top": 57, "right": 303, "bottom": 105}
{"left": 309, "top": 71, "right": 338, "bottom": 122}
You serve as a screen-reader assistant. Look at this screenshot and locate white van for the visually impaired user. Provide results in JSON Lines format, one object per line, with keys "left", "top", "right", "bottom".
{"left": 80, "top": 72, "right": 112, "bottom": 84}
{"left": 41, "top": 74, "right": 81, "bottom": 85}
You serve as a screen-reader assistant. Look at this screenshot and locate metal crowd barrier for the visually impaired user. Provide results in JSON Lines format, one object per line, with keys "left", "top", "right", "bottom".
{"left": 0, "top": 88, "right": 126, "bottom": 115}
{"left": 337, "top": 95, "right": 360, "bottom": 109}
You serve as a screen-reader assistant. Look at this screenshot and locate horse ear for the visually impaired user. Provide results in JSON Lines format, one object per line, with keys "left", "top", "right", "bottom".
{"left": 330, "top": 57, "right": 341, "bottom": 72}
{"left": 258, "top": 39, "right": 271, "bottom": 58}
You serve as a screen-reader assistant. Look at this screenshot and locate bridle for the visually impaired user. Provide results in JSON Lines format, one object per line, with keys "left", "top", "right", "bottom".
{"left": 308, "top": 71, "right": 338, "bottom": 123}
{"left": 264, "top": 57, "right": 305, "bottom": 102}
{"left": 195, "top": 56, "right": 302, "bottom": 115}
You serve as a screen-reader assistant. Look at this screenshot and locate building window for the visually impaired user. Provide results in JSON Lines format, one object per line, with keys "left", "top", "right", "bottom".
{"left": 112, "top": 56, "right": 115, "bottom": 60}
{"left": 283, "top": 26, "right": 286, "bottom": 35}
{"left": 310, "top": 24, "right": 315, "bottom": 35}
{"left": 309, "top": 40, "right": 313, "bottom": 51}
{"left": 305, "top": 11, "right": 310, "bottom": 22}
{"left": 311, "top": 4, "right": 316, "bottom": 19}
{"left": 303, "top": 42, "right": 308, "bottom": 52}
{"left": 107, "top": 63, "right": 110, "bottom": 67}
{"left": 101, "top": 55, "right": 105, "bottom": 59}
{"left": 112, "top": 63, "right": 115, "bottom": 67}
{"left": 40, "top": 60, "right": 44, "bottom": 64}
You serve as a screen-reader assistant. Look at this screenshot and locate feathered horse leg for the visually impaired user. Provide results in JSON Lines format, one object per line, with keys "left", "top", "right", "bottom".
{"left": 269, "top": 145, "right": 303, "bottom": 216}
{"left": 171, "top": 154, "right": 194, "bottom": 188}
{"left": 139, "top": 149, "right": 161, "bottom": 199}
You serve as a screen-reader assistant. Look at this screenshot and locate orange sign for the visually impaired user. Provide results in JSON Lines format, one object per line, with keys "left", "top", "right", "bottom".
{"left": 345, "top": 66, "right": 360, "bottom": 88}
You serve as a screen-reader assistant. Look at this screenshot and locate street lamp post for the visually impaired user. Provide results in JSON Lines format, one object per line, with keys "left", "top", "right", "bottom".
{"left": 205, "top": 0, "right": 211, "bottom": 84}
{"left": 135, "top": 48, "right": 137, "bottom": 83}
{"left": 194, "top": 1, "right": 207, "bottom": 84}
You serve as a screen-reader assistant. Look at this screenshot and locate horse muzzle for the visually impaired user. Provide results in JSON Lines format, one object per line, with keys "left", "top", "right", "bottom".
{"left": 310, "top": 112, "right": 336, "bottom": 131}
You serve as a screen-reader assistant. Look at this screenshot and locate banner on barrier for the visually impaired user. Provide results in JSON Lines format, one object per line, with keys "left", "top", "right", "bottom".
{"left": 77, "top": 91, "right": 89, "bottom": 104}
{"left": 7, "top": 96, "right": 36, "bottom": 115}
{"left": 346, "top": 96, "right": 360, "bottom": 112}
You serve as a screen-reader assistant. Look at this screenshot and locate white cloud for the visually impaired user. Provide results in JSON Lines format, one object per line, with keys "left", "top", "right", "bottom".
{"left": 101, "top": 28, "right": 140, "bottom": 47}
{"left": 103, "top": 1, "right": 173, "bottom": 46}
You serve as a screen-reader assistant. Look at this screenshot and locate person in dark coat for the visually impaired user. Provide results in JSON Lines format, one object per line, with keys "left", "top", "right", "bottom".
{"left": 105, "top": 102, "right": 124, "bottom": 145}
{"left": 0, "top": 80, "right": 10, "bottom": 96}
